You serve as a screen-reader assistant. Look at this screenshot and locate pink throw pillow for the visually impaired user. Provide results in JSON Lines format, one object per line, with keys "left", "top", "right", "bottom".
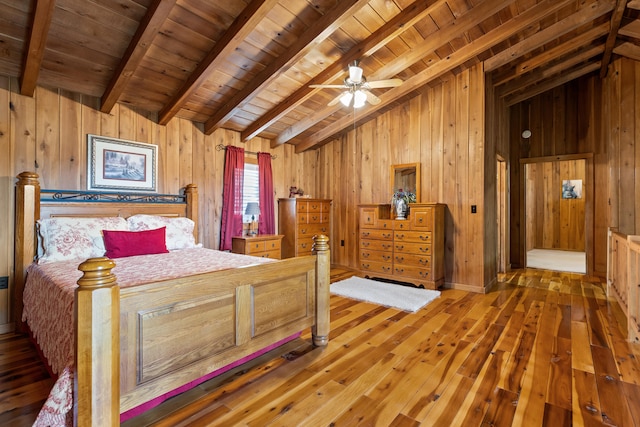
{"left": 102, "top": 227, "right": 169, "bottom": 258}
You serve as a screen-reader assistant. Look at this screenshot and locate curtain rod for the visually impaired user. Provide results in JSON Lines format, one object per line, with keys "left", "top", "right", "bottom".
{"left": 215, "top": 144, "right": 277, "bottom": 159}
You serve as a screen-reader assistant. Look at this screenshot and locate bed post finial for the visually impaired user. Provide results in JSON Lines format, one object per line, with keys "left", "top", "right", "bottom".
{"left": 184, "top": 183, "right": 199, "bottom": 242}
{"left": 312, "top": 234, "right": 330, "bottom": 346}
{"left": 75, "top": 257, "right": 120, "bottom": 426}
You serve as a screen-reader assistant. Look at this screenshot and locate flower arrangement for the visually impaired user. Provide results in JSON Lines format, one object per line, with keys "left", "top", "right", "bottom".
{"left": 391, "top": 188, "right": 416, "bottom": 205}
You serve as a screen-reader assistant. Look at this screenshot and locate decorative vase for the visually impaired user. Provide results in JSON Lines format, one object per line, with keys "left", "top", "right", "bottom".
{"left": 395, "top": 198, "right": 407, "bottom": 220}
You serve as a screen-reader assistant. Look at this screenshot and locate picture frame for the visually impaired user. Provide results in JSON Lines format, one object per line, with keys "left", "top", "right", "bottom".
{"left": 87, "top": 134, "right": 157, "bottom": 192}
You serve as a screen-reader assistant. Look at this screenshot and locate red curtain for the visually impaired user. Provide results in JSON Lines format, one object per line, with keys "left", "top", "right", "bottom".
{"left": 257, "top": 152, "right": 275, "bottom": 234}
{"left": 220, "top": 146, "right": 244, "bottom": 250}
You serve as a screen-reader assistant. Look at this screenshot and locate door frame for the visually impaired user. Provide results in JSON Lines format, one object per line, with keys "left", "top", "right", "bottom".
{"left": 519, "top": 153, "right": 594, "bottom": 274}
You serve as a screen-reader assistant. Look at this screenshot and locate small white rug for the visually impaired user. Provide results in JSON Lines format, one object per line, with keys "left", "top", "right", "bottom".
{"left": 330, "top": 276, "right": 440, "bottom": 313}
{"left": 527, "top": 248, "right": 586, "bottom": 273}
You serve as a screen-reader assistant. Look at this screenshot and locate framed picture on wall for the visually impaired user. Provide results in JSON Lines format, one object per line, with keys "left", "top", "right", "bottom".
{"left": 562, "top": 179, "right": 582, "bottom": 199}
{"left": 87, "top": 134, "right": 157, "bottom": 192}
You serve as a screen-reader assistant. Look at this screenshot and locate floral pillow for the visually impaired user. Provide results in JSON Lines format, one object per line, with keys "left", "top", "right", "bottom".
{"left": 126, "top": 214, "right": 198, "bottom": 251}
{"left": 37, "top": 217, "right": 128, "bottom": 264}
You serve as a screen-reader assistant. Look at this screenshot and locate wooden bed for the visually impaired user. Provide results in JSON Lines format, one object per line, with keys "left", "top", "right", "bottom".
{"left": 14, "top": 171, "right": 330, "bottom": 426}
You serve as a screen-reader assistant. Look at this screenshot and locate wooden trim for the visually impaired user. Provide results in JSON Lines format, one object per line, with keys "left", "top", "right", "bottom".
{"left": 519, "top": 153, "right": 594, "bottom": 164}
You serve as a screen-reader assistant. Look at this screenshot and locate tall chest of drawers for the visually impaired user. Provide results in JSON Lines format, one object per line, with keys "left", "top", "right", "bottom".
{"left": 278, "top": 198, "right": 331, "bottom": 258}
{"left": 358, "top": 203, "right": 445, "bottom": 289}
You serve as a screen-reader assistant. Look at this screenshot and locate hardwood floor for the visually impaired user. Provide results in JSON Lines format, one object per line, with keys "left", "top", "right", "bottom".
{"left": 3, "top": 268, "right": 640, "bottom": 426}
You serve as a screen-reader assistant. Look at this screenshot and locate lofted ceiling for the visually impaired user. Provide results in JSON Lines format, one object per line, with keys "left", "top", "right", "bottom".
{"left": 1, "top": 0, "right": 638, "bottom": 152}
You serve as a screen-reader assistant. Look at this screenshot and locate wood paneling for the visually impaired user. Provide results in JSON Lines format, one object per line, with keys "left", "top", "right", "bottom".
{"left": 508, "top": 72, "right": 607, "bottom": 274}
{"left": 525, "top": 159, "right": 586, "bottom": 252}
{"left": 0, "top": 75, "right": 321, "bottom": 331}
{"left": 317, "top": 64, "right": 488, "bottom": 292}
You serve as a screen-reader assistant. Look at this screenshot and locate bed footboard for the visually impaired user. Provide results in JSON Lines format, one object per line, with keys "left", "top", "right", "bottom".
{"left": 74, "top": 236, "right": 330, "bottom": 426}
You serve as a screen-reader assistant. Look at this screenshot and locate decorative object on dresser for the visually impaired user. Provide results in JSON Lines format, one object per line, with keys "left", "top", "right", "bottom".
{"left": 232, "top": 234, "right": 284, "bottom": 259}
{"left": 391, "top": 188, "right": 416, "bottom": 220}
{"left": 278, "top": 198, "right": 332, "bottom": 258}
{"left": 358, "top": 203, "right": 445, "bottom": 289}
{"left": 245, "top": 202, "right": 260, "bottom": 236}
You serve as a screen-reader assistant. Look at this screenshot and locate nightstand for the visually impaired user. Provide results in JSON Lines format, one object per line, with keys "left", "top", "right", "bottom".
{"left": 231, "top": 234, "right": 284, "bottom": 259}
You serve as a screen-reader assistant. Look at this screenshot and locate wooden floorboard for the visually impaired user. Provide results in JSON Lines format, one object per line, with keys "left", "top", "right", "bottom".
{"left": 2, "top": 268, "right": 640, "bottom": 426}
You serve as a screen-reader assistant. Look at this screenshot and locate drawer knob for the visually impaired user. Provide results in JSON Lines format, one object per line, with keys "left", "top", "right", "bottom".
{"left": 383, "top": 233, "right": 391, "bottom": 238}
{"left": 420, "top": 235, "right": 430, "bottom": 241}
{"left": 363, "top": 242, "right": 370, "bottom": 247}
{"left": 362, "top": 232, "right": 370, "bottom": 237}
{"left": 362, "top": 253, "right": 370, "bottom": 258}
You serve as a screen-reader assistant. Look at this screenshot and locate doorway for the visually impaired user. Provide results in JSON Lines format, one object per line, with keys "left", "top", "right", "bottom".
{"left": 523, "top": 157, "right": 588, "bottom": 274}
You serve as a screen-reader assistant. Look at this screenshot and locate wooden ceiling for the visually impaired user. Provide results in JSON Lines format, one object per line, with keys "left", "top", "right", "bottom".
{"left": 1, "top": 0, "right": 638, "bottom": 151}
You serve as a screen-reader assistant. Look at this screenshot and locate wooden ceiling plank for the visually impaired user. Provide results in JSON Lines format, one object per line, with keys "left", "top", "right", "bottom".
{"left": 618, "top": 19, "right": 640, "bottom": 37}
{"left": 20, "top": 0, "right": 56, "bottom": 96}
{"left": 629, "top": 0, "right": 640, "bottom": 8}
{"left": 294, "top": 0, "right": 578, "bottom": 152}
{"left": 484, "top": 0, "right": 615, "bottom": 72}
{"left": 275, "top": 0, "right": 522, "bottom": 147}
{"left": 244, "top": 0, "right": 451, "bottom": 145}
{"left": 497, "top": 45, "right": 604, "bottom": 97}
{"left": 613, "top": 41, "right": 640, "bottom": 61}
{"left": 599, "top": 0, "right": 628, "bottom": 77}
{"left": 493, "top": 22, "right": 609, "bottom": 86}
{"left": 505, "top": 62, "right": 601, "bottom": 106}
{"left": 202, "top": 0, "right": 370, "bottom": 136}
{"left": 100, "top": 0, "right": 176, "bottom": 113}
{"left": 157, "top": 0, "right": 280, "bottom": 125}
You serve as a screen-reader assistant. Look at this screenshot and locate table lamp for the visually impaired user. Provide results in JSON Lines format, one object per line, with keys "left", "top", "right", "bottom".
{"left": 245, "top": 202, "right": 260, "bottom": 236}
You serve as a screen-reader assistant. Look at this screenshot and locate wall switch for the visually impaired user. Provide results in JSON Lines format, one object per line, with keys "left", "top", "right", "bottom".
{"left": 0, "top": 276, "right": 7, "bottom": 289}
{"left": 471, "top": 205, "right": 477, "bottom": 214}
{"left": 341, "top": 239, "right": 345, "bottom": 246}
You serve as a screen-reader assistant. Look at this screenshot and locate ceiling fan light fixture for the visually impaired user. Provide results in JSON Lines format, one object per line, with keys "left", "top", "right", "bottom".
{"left": 348, "top": 64, "right": 363, "bottom": 83}
{"left": 339, "top": 91, "right": 353, "bottom": 107}
{"left": 353, "top": 90, "right": 366, "bottom": 108}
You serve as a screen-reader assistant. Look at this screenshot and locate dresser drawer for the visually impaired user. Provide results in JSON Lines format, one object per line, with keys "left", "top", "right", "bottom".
{"left": 360, "top": 239, "right": 394, "bottom": 252}
{"left": 261, "top": 249, "right": 281, "bottom": 259}
{"left": 359, "top": 260, "right": 394, "bottom": 275}
{"left": 298, "top": 223, "right": 328, "bottom": 237}
{"left": 244, "top": 240, "right": 266, "bottom": 254}
{"left": 392, "top": 264, "right": 432, "bottom": 281}
{"left": 393, "top": 241, "right": 431, "bottom": 255}
{"left": 360, "top": 228, "right": 393, "bottom": 241}
{"left": 360, "top": 249, "right": 393, "bottom": 264}
{"left": 411, "top": 209, "right": 433, "bottom": 230}
{"left": 297, "top": 238, "right": 315, "bottom": 255}
{"left": 394, "top": 252, "right": 431, "bottom": 268}
{"left": 394, "top": 230, "right": 431, "bottom": 243}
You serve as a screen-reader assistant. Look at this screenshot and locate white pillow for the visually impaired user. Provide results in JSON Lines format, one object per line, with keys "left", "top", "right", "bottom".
{"left": 126, "top": 214, "right": 198, "bottom": 250}
{"left": 37, "top": 217, "right": 128, "bottom": 264}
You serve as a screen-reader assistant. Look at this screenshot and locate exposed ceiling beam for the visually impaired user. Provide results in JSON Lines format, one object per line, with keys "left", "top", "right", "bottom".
{"left": 294, "top": 0, "right": 578, "bottom": 152}
{"left": 275, "top": 0, "right": 521, "bottom": 147}
{"left": 613, "top": 41, "right": 640, "bottom": 60}
{"left": 505, "top": 62, "right": 601, "bottom": 106}
{"left": 493, "top": 22, "right": 609, "bottom": 86}
{"left": 484, "top": 0, "right": 615, "bottom": 72}
{"left": 497, "top": 45, "right": 604, "bottom": 98}
{"left": 599, "top": 0, "right": 628, "bottom": 77}
{"left": 157, "top": 0, "right": 280, "bottom": 125}
{"left": 243, "top": 0, "right": 451, "bottom": 145}
{"left": 618, "top": 17, "right": 640, "bottom": 37}
{"left": 202, "top": 0, "right": 370, "bottom": 136}
{"left": 100, "top": 0, "right": 176, "bottom": 113}
{"left": 20, "top": 0, "right": 56, "bottom": 96}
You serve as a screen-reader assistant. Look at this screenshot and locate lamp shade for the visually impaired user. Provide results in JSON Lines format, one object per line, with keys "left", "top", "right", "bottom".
{"left": 245, "top": 202, "right": 260, "bottom": 216}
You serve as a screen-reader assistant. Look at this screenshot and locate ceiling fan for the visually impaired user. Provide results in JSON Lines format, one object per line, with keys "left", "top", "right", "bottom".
{"left": 310, "top": 61, "right": 403, "bottom": 108}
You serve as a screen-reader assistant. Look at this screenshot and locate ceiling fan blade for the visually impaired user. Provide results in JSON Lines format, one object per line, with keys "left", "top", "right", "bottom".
{"left": 365, "top": 90, "right": 381, "bottom": 105}
{"left": 309, "top": 84, "right": 347, "bottom": 89}
{"left": 366, "top": 78, "right": 403, "bottom": 89}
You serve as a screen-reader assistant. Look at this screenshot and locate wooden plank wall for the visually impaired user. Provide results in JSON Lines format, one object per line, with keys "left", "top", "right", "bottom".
{"left": 508, "top": 72, "right": 607, "bottom": 273}
{"left": 605, "top": 57, "right": 640, "bottom": 237}
{"left": 526, "top": 159, "right": 586, "bottom": 251}
{"left": 316, "top": 64, "right": 487, "bottom": 292}
{"left": 0, "top": 76, "right": 321, "bottom": 331}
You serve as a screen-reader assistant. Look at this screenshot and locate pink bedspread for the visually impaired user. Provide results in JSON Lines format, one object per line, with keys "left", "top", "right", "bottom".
{"left": 23, "top": 248, "right": 274, "bottom": 426}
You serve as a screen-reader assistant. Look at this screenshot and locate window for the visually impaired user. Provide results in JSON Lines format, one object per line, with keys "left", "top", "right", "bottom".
{"left": 242, "top": 162, "right": 259, "bottom": 223}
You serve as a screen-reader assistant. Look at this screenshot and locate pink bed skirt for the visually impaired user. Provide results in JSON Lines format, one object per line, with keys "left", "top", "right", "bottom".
{"left": 120, "top": 332, "right": 301, "bottom": 422}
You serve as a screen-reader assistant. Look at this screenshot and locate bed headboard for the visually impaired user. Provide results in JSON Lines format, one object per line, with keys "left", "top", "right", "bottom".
{"left": 13, "top": 171, "right": 199, "bottom": 331}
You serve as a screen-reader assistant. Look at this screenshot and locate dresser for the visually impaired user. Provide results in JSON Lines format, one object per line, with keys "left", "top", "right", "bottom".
{"left": 278, "top": 198, "right": 331, "bottom": 258}
{"left": 358, "top": 203, "right": 445, "bottom": 289}
{"left": 231, "top": 234, "right": 283, "bottom": 259}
